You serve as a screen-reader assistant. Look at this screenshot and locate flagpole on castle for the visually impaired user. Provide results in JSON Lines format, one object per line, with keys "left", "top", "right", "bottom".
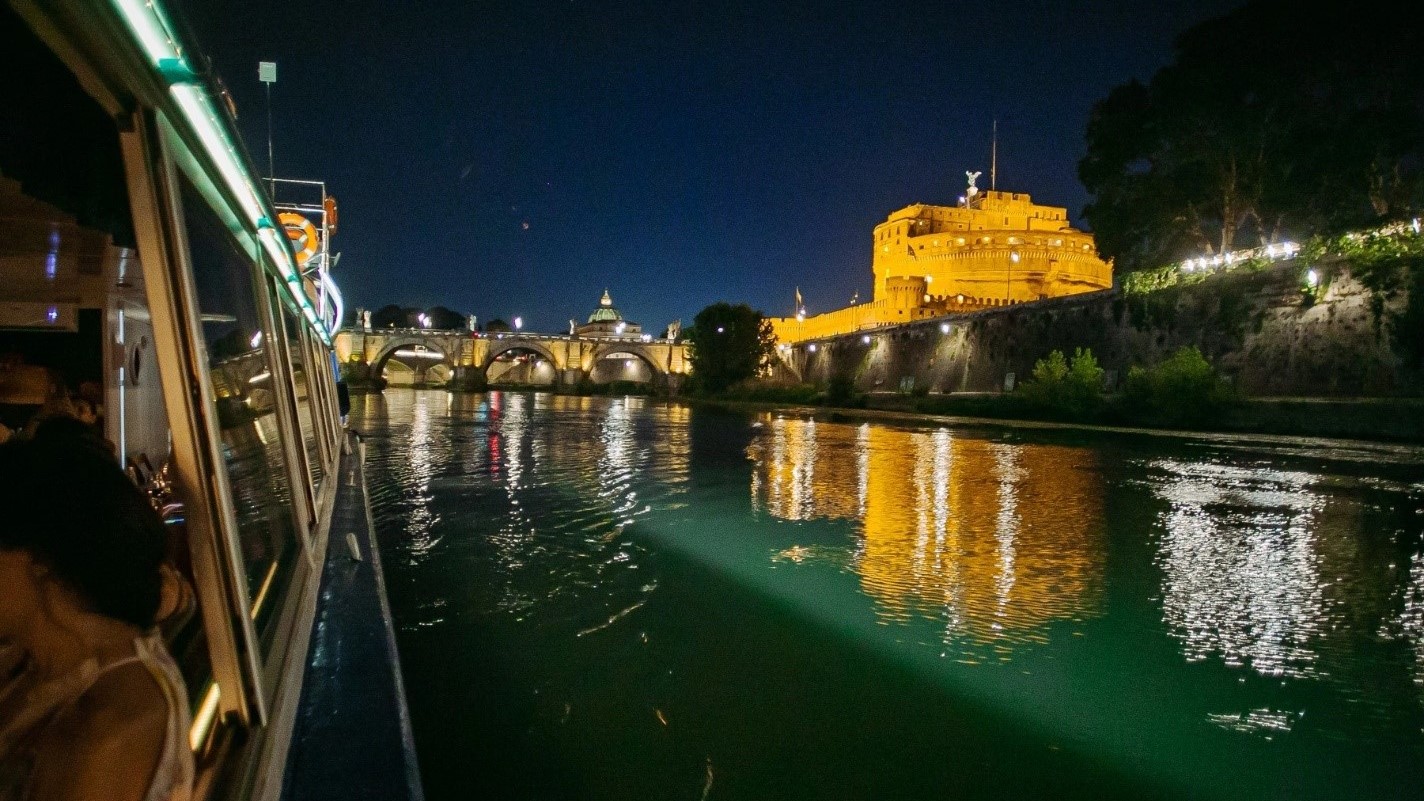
{"left": 991, "top": 118, "right": 998, "bottom": 192}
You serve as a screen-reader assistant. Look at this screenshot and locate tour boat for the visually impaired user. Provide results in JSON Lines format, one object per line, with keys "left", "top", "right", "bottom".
{"left": 1, "top": 1, "right": 422, "bottom": 798}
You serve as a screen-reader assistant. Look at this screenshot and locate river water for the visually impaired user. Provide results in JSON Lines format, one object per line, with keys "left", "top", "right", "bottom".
{"left": 352, "top": 389, "right": 1424, "bottom": 800}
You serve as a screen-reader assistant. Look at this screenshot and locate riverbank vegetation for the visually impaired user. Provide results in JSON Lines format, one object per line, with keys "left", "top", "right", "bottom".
{"left": 1080, "top": 2, "right": 1422, "bottom": 276}
{"left": 685, "top": 302, "right": 777, "bottom": 395}
{"left": 906, "top": 346, "right": 1236, "bottom": 429}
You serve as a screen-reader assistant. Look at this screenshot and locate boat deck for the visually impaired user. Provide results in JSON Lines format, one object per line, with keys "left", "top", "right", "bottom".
{"left": 281, "top": 433, "right": 424, "bottom": 801}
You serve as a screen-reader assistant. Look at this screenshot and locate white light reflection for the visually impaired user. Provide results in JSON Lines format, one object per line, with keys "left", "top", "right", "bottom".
{"left": 991, "top": 444, "right": 1021, "bottom": 625}
{"left": 598, "top": 398, "right": 642, "bottom": 527}
{"left": 1400, "top": 550, "right": 1424, "bottom": 690}
{"left": 1151, "top": 460, "right": 1326, "bottom": 678}
{"left": 402, "top": 394, "right": 440, "bottom": 562}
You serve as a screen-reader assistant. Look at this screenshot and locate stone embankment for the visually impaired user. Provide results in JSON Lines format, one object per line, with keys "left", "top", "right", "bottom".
{"left": 782, "top": 258, "right": 1416, "bottom": 399}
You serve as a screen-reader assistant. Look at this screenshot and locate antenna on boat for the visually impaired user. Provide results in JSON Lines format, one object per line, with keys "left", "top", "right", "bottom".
{"left": 259, "top": 61, "right": 277, "bottom": 194}
{"left": 991, "top": 116, "right": 1002, "bottom": 192}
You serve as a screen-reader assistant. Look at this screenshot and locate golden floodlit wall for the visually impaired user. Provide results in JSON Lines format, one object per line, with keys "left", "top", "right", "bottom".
{"left": 771, "top": 189, "right": 1113, "bottom": 345}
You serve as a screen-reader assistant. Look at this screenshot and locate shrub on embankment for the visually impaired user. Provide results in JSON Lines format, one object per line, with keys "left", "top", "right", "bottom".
{"left": 907, "top": 346, "right": 1236, "bottom": 429}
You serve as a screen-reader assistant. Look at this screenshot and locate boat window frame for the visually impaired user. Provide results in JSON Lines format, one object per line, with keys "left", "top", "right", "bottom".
{"left": 118, "top": 108, "right": 270, "bottom": 732}
{"left": 309, "top": 319, "right": 342, "bottom": 468}
{"left": 121, "top": 107, "right": 334, "bottom": 737}
{"left": 273, "top": 283, "right": 327, "bottom": 513}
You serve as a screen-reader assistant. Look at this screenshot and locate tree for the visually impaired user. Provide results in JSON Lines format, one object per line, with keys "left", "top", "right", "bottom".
{"left": 370, "top": 304, "right": 412, "bottom": 329}
{"left": 1020, "top": 348, "right": 1104, "bottom": 418}
{"left": 687, "top": 302, "right": 777, "bottom": 394}
{"left": 423, "top": 306, "right": 466, "bottom": 330}
{"left": 1124, "top": 346, "right": 1232, "bottom": 425}
{"left": 1080, "top": 0, "right": 1424, "bottom": 273}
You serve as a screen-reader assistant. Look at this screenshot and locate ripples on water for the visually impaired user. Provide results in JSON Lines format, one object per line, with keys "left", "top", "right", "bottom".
{"left": 354, "top": 390, "right": 1424, "bottom": 800}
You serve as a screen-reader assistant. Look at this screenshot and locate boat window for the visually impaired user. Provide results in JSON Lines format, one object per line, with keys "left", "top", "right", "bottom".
{"left": 176, "top": 173, "right": 301, "bottom": 653}
{"left": 0, "top": 4, "right": 115, "bottom": 444}
{"left": 282, "top": 305, "right": 324, "bottom": 492}
{"left": 1, "top": 6, "right": 213, "bottom": 710}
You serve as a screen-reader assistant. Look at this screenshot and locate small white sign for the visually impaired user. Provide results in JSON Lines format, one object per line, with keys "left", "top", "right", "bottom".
{"left": 259, "top": 62, "right": 277, "bottom": 83}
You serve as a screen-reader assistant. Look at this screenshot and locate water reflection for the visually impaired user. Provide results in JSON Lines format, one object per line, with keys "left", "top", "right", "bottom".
{"left": 748, "top": 416, "right": 1105, "bottom": 651}
{"left": 404, "top": 390, "right": 441, "bottom": 559}
{"left": 1403, "top": 551, "right": 1424, "bottom": 690}
{"left": 1148, "top": 460, "right": 1327, "bottom": 678}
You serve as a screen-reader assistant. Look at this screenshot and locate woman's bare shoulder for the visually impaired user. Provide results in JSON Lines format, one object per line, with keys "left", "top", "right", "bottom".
{"left": 31, "top": 662, "right": 168, "bottom": 801}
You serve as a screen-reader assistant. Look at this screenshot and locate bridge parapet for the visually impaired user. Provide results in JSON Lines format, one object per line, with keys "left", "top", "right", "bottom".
{"left": 334, "top": 328, "right": 689, "bottom": 390}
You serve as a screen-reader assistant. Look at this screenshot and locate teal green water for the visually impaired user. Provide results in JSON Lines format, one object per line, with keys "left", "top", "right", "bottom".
{"left": 353, "top": 390, "right": 1424, "bottom": 800}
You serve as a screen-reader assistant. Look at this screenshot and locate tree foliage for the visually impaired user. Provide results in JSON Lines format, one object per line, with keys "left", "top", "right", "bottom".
{"left": 370, "top": 304, "right": 411, "bottom": 329}
{"left": 1020, "top": 348, "right": 1105, "bottom": 418}
{"left": 1080, "top": 0, "right": 1424, "bottom": 273}
{"left": 423, "top": 306, "right": 467, "bottom": 330}
{"left": 1123, "top": 346, "right": 1233, "bottom": 425}
{"left": 687, "top": 302, "right": 777, "bottom": 394}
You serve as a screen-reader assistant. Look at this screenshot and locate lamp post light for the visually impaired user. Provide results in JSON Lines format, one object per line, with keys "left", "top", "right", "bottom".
{"left": 513, "top": 316, "right": 523, "bottom": 331}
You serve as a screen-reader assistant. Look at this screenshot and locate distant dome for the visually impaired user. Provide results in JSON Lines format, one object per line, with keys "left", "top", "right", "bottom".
{"left": 575, "top": 289, "right": 642, "bottom": 338}
{"left": 587, "top": 289, "right": 624, "bottom": 324}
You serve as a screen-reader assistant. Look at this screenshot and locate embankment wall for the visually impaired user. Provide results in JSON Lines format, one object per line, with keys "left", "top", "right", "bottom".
{"left": 781, "top": 258, "right": 1417, "bottom": 397}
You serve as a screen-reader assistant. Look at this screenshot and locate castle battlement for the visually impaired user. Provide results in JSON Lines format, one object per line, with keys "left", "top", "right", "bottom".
{"left": 771, "top": 178, "right": 1113, "bottom": 345}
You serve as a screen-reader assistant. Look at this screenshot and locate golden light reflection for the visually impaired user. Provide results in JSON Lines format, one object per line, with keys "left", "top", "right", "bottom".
{"left": 748, "top": 418, "right": 1105, "bottom": 646}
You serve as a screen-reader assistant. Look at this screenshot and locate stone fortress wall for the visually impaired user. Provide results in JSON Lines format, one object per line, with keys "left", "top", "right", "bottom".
{"left": 780, "top": 257, "right": 1414, "bottom": 399}
{"left": 771, "top": 185, "right": 1114, "bottom": 345}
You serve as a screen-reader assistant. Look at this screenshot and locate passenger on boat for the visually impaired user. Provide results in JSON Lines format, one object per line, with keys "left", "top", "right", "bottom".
{"left": 18, "top": 379, "right": 75, "bottom": 441}
{"left": 0, "top": 436, "right": 193, "bottom": 801}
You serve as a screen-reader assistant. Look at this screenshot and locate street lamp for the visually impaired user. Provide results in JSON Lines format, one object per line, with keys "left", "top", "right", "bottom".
{"left": 513, "top": 316, "right": 523, "bottom": 331}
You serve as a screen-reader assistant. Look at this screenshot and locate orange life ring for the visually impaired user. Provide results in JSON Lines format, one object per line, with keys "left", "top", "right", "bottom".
{"left": 279, "top": 212, "right": 320, "bottom": 267}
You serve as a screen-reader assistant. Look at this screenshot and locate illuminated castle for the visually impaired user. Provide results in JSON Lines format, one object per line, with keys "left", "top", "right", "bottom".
{"left": 770, "top": 172, "right": 1113, "bottom": 344}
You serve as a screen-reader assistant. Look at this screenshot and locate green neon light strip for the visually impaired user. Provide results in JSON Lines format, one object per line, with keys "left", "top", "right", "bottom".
{"left": 111, "top": 0, "right": 338, "bottom": 345}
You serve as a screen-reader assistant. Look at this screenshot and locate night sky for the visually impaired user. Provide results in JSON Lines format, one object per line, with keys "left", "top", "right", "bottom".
{"left": 181, "top": 0, "right": 1244, "bottom": 334}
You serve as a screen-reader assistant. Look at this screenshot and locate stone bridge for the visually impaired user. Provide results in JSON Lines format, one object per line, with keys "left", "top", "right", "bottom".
{"left": 335, "top": 328, "right": 690, "bottom": 391}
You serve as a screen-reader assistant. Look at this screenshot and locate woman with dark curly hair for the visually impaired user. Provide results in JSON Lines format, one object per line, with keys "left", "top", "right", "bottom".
{"left": 0, "top": 436, "right": 192, "bottom": 801}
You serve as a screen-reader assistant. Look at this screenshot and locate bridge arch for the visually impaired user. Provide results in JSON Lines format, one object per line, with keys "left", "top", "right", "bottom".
{"left": 372, "top": 337, "right": 455, "bottom": 386}
{"left": 482, "top": 339, "right": 561, "bottom": 387}
{"left": 482, "top": 339, "right": 561, "bottom": 370}
{"left": 588, "top": 343, "right": 664, "bottom": 385}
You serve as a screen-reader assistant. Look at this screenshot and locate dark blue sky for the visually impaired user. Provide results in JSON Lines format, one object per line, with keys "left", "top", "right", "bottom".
{"left": 182, "top": 0, "right": 1243, "bottom": 334}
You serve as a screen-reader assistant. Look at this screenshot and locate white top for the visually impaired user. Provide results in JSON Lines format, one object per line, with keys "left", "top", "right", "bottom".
{"left": 0, "top": 632, "right": 193, "bottom": 801}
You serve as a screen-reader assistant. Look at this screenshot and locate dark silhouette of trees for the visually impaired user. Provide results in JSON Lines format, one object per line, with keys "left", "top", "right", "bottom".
{"left": 687, "top": 302, "right": 776, "bottom": 394}
{"left": 366, "top": 304, "right": 468, "bottom": 329}
{"left": 370, "top": 304, "right": 411, "bottom": 329}
{"left": 423, "top": 306, "right": 466, "bottom": 330}
{"left": 1080, "top": 0, "right": 1424, "bottom": 273}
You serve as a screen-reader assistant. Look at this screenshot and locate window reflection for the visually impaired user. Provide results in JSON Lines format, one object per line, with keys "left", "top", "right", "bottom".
{"left": 283, "top": 308, "right": 323, "bottom": 490}
{"left": 178, "top": 174, "right": 299, "bottom": 651}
